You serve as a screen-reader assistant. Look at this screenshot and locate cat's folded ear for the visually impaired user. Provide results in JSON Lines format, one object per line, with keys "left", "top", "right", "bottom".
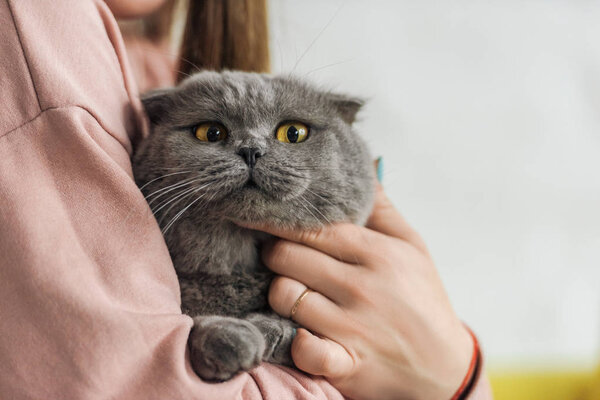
{"left": 141, "top": 88, "right": 176, "bottom": 125}
{"left": 329, "top": 94, "right": 365, "bottom": 125}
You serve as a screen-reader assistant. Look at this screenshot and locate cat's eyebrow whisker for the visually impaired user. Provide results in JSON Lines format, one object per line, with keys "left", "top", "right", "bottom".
{"left": 303, "top": 58, "right": 354, "bottom": 77}
{"left": 175, "top": 69, "right": 193, "bottom": 79}
{"left": 135, "top": 46, "right": 202, "bottom": 74}
{"left": 178, "top": 56, "right": 203, "bottom": 74}
{"left": 276, "top": 37, "right": 285, "bottom": 73}
{"left": 291, "top": 1, "right": 345, "bottom": 73}
{"left": 139, "top": 170, "right": 192, "bottom": 191}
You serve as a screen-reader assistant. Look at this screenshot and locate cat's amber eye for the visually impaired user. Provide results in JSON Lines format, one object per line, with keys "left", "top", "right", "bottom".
{"left": 275, "top": 122, "right": 309, "bottom": 144}
{"left": 194, "top": 122, "right": 228, "bottom": 142}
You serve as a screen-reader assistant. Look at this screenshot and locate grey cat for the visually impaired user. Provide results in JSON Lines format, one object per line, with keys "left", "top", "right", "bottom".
{"left": 132, "top": 71, "right": 375, "bottom": 381}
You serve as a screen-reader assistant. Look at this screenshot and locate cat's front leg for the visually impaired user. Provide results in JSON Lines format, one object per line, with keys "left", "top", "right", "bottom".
{"left": 189, "top": 315, "right": 266, "bottom": 381}
{"left": 246, "top": 313, "right": 298, "bottom": 367}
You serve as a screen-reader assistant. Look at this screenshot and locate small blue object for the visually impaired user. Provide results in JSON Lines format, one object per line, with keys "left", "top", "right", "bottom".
{"left": 292, "top": 327, "right": 297, "bottom": 338}
{"left": 376, "top": 156, "right": 383, "bottom": 183}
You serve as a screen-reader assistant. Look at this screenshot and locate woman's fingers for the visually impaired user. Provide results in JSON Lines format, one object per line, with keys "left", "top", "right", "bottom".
{"left": 268, "top": 276, "right": 351, "bottom": 337}
{"left": 366, "top": 182, "right": 428, "bottom": 254}
{"left": 292, "top": 328, "right": 354, "bottom": 378}
{"left": 240, "top": 221, "right": 374, "bottom": 264}
{"left": 241, "top": 183, "right": 427, "bottom": 261}
{"left": 263, "top": 239, "right": 357, "bottom": 304}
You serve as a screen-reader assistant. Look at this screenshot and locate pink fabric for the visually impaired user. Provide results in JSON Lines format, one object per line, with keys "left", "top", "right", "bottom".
{"left": 122, "top": 34, "right": 176, "bottom": 92}
{"left": 0, "top": 0, "right": 492, "bottom": 398}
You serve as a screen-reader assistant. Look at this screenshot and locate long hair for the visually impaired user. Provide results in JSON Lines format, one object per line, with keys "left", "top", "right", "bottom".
{"left": 178, "top": 0, "right": 270, "bottom": 78}
{"left": 136, "top": 0, "right": 270, "bottom": 80}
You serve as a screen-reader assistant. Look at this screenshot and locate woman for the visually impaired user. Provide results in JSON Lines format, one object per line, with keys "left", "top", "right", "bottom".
{"left": 0, "top": 0, "right": 492, "bottom": 398}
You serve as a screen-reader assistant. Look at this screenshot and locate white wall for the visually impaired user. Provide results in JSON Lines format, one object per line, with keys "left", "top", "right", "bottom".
{"left": 269, "top": 0, "right": 600, "bottom": 368}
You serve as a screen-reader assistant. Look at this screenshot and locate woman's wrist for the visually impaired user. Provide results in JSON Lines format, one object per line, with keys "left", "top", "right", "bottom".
{"left": 450, "top": 326, "right": 480, "bottom": 400}
{"left": 377, "top": 320, "right": 476, "bottom": 400}
{"left": 421, "top": 322, "right": 476, "bottom": 400}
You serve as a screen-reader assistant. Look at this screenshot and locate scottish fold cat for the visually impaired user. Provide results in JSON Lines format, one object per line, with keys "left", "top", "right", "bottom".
{"left": 132, "top": 71, "right": 374, "bottom": 381}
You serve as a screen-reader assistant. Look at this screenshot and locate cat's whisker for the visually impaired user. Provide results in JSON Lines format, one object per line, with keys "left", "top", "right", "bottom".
{"left": 146, "top": 177, "right": 203, "bottom": 204}
{"left": 152, "top": 164, "right": 206, "bottom": 171}
{"left": 297, "top": 194, "right": 324, "bottom": 225}
{"left": 157, "top": 190, "right": 199, "bottom": 226}
{"left": 278, "top": 173, "right": 334, "bottom": 185}
{"left": 298, "top": 194, "right": 346, "bottom": 261}
{"left": 160, "top": 192, "right": 199, "bottom": 232}
{"left": 303, "top": 194, "right": 333, "bottom": 226}
{"left": 151, "top": 184, "right": 204, "bottom": 216}
{"left": 162, "top": 191, "right": 208, "bottom": 234}
{"left": 304, "top": 187, "right": 336, "bottom": 209}
{"left": 139, "top": 170, "right": 192, "bottom": 191}
{"left": 193, "top": 184, "right": 221, "bottom": 210}
{"left": 149, "top": 186, "right": 201, "bottom": 217}
{"left": 158, "top": 183, "right": 212, "bottom": 224}
{"left": 294, "top": 166, "right": 346, "bottom": 171}
{"left": 145, "top": 175, "right": 198, "bottom": 197}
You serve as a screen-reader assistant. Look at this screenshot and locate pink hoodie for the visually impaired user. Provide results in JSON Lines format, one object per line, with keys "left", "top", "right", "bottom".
{"left": 0, "top": 0, "right": 492, "bottom": 398}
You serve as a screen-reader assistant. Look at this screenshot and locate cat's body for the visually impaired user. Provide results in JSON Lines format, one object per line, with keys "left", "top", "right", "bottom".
{"left": 132, "top": 71, "right": 374, "bottom": 380}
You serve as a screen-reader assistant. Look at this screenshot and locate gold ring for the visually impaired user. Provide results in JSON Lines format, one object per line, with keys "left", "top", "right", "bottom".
{"left": 290, "top": 288, "right": 312, "bottom": 319}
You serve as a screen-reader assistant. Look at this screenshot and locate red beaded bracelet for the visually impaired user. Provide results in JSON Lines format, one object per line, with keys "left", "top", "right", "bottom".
{"left": 450, "top": 326, "right": 481, "bottom": 400}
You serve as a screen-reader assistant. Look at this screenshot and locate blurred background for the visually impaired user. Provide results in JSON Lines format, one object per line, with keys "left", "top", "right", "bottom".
{"left": 126, "top": 1, "right": 600, "bottom": 398}
{"left": 267, "top": 1, "right": 600, "bottom": 398}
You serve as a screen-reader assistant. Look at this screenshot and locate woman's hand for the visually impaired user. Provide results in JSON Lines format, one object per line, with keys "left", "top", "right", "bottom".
{"left": 249, "top": 183, "right": 474, "bottom": 400}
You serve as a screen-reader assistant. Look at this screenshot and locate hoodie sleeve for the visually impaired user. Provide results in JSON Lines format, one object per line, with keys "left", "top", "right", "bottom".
{"left": 0, "top": 1, "right": 344, "bottom": 399}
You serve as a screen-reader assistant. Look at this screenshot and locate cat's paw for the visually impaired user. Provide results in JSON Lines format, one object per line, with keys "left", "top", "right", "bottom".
{"left": 247, "top": 313, "right": 297, "bottom": 366}
{"left": 189, "top": 316, "right": 266, "bottom": 381}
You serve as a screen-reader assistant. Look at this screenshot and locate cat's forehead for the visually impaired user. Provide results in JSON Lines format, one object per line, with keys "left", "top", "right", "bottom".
{"left": 175, "top": 72, "right": 332, "bottom": 127}
{"left": 182, "top": 71, "right": 319, "bottom": 101}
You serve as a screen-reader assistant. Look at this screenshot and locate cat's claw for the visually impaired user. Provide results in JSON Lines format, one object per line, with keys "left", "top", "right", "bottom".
{"left": 189, "top": 316, "right": 266, "bottom": 381}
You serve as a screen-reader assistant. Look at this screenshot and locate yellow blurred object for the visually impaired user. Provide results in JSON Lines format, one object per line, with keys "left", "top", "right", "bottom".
{"left": 581, "top": 366, "right": 600, "bottom": 400}
{"left": 489, "top": 366, "right": 600, "bottom": 400}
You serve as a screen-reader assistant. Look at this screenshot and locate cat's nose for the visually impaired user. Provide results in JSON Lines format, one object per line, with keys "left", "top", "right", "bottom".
{"left": 237, "top": 147, "right": 263, "bottom": 168}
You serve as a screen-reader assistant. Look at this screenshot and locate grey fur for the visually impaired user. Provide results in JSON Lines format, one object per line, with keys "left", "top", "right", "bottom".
{"left": 132, "top": 71, "right": 374, "bottom": 381}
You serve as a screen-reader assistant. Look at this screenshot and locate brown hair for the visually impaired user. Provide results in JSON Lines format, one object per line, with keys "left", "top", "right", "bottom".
{"left": 178, "top": 0, "right": 270, "bottom": 79}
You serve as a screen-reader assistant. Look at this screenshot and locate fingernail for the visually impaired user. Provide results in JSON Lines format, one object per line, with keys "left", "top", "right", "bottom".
{"left": 375, "top": 156, "right": 383, "bottom": 183}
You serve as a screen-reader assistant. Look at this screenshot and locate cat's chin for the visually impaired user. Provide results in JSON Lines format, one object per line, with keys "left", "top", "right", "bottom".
{"left": 242, "top": 179, "right": 260, "bottom": 189}
{"left": 240, "top": 181, "right": 264, "bottom": 195}
{"left": 226, "top": 216, "right": 324, "bottom": 232}
{"left": 227, "top": 178, "right": 298, "bottom": 203}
